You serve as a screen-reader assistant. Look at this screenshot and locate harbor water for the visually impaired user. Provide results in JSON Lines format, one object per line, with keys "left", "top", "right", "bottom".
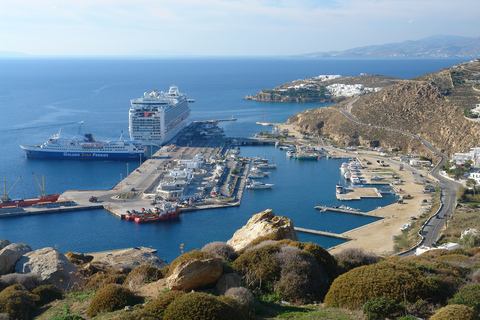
{"left": 0, "top": 57, "right": 469, "bottom": 262}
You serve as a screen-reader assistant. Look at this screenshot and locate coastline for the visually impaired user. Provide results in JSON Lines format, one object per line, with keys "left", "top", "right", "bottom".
{"left": 274, "top": 123, "right": 432, "bottom": 255}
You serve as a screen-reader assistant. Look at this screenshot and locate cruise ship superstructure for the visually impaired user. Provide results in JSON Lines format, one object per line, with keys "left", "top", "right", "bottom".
{"left": 129, "top": 85, "right": 193, "bottom": 146}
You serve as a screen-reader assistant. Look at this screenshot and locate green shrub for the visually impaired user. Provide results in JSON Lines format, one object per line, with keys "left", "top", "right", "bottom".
{"left": 163, "top": 292, "right": 246, "bottom": 320}
{"left": 31, "top": 284, "right": 62, "bottom": 305}
{"left": 143, "top": 290, "right": 185, "bottom": 316}
{"left": 0, "top": 284, "right": 38, "bottom": 320}
{"left": 288, "top": 242, "right": 338, "bottom": 278}
{"left": 49, "top": 315, "right": 84, "bottom": 320}
{"left": 362, "top": 297, "right": 400, "bottom": 320}
{"left": 86, "top": 284, "right": 142, "bottom": 318}
{"left": 430, "top": 304, "right": 480, "bottom": 320}
{"left": 334, "top": 247, "right": 378, "bottom": 274}
{"left": 124, "top": 265, "right": 165, "bottom": 289}
{"left": 324, "top": 262, "right": 428, "bottom": 309}
{"left": 166, "top": 249, "right": 215, "bottom": 277}
{"left": 273, "top": 249, "right": 330, "bottom": 303}
{"left": 449, "top": 283, "right": 480, "bottom": 312}
{"left": 85, "top": 271, "right": 127, "bottom": 290}
{"left": 225, "top": 287, "right": 254, "bottom": 311}
{"left": 232, "top": 244, "right": 280, "bottom": 291}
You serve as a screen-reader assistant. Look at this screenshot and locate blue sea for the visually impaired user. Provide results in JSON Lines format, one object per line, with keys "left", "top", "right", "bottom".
{"left": 0, "top": 57, "right": 469, "bottom": 262}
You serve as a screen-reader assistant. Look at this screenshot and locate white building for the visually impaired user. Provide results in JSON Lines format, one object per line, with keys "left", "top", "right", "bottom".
{"left": 452, "top": 147, "right": 480, "bottom": 166}
{"left": 415, "top": 242, "right": 460, "bottom": 255}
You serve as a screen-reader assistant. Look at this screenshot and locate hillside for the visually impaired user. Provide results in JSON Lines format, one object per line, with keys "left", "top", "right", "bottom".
{"left": 287, "top": 59, "right": 480, "bottom": 156}
{"left": 301, "top": 35, "right": 480, "bottom": 58}
{"left": 245, "top": 74, "right": 401, "bottom": 103}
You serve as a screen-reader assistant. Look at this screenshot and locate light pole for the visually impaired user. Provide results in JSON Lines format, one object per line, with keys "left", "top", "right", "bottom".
{"left": 126, "top": 163, "right": 129, "bottom": 177}
{"left": 120, "top": 173, "right": 122, "bottom": 199}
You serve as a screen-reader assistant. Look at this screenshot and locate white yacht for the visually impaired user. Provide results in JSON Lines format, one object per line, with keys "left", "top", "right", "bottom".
{"left": 129, "top": 85, "right": 194, "bottom": 146}
{"left": 246, "top": 181, "right": 274, "bottom": 189}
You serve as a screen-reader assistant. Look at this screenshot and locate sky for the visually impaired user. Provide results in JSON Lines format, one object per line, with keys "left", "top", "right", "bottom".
{"left": 1, "top": 0, "right": 480, "bottom": 56}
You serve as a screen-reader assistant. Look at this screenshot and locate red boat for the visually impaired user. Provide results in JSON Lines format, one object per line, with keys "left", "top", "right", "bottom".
{"left": 1, "top": 175, "right": 59, "bottom": 209}
{"left": 125, "top": 209, "right": 156, "bottom": 221}
{"left": 0, "top": 194, "right": 60, "bottom": 209}
{"left": 134, "top": 203, "right": 181, "bottom": 223}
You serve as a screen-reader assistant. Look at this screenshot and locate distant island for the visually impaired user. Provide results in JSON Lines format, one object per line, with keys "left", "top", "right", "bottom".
{"left": 299, "top": 35, "right": 480, "bottom": 58}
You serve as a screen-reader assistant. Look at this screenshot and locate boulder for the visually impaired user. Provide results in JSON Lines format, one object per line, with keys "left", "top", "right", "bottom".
{"left": 0, "top": 240, "right": 11, "bottom": 250}
{"left": 14, "top": 247, "right": 83, "bottom": 291}
{"left": 100, "top": 248, "right": 168, "bottom": 269}
{"left": 215, "top": 273, "right": 241, "bottom": 295}
{"left": 3, "top": 243, "right": 32, "bottom": 256}
{"left": 166, "top": 258, "right": 223, "bottom": 291}
{"left": 227, "top": 209, "right": 298, "bottom": 252}
{"left": 0, "top": 248, "right": 21, "bottom": 275}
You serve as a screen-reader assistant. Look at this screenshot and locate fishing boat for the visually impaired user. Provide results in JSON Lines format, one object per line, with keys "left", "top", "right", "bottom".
{"left": 0, "top": 175, "right": 59, "bottom": 209}
{"left": 125, "top": 209, "right": 155, "bottom": 221}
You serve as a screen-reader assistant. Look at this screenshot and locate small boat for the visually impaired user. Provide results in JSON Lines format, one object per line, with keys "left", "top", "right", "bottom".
{"left": 248, "top": 166, "right": 270, "bottom": 179}
{"left": 246, "top": 181, "right": 274, "bottom": 189}
{"left": 336, "top": 183, "right": 344, "bottom": 194}
{"left": 295, "top": 152, "right": 318, "bottom": 160}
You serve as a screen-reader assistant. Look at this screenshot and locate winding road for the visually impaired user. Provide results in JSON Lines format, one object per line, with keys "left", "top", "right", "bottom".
{"left": 330, "top": 98, "right": 462, "bottom": 255}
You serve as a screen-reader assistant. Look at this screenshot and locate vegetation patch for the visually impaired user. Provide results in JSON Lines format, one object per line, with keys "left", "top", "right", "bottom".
{"left": 86, "top": 284, "right": 142, "bottom": 318}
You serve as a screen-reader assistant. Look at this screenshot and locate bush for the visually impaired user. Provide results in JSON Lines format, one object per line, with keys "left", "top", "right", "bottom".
{"left": 288, "top": 242, "right": 338, "bottom": 278}
{"left": 0, "top": 284, "right": 38, "bottom": 320}
{"left": 49, "top": 315, "right": 84, "bottom": 320}
{"left": 232, "top": 244, "right": 280, "bottom": 291}
{"left": 430, "top": 304, "right": 479, "bottom": 320}
{"left": 124, "top": 265, "right": 165, "bottom": 289}
{"left": 324, "top": 262, "right": 428, "bottom": 309}
{"left": 202, "top": 242, "right": 238, "bottom": 261}
{"left": 143, "top": 290, "right": 185, "bottom": 316}
{"left": 0, "top": 273, "right": 43, "bottom": 291}
{"left": 225, "top": 287, "right": 255, "bottom": 310}
{"left": 449, "top": 283, "right": 480, "bottom": 312}
{"left": 362, "top": 297, "right": 400, "bottom": 320}
{"left": 32, "top": 284, "right": 62, "bottom": 305}
{"left": 166, "top": 249, "right": 216, "bottom": 277}
{"left": 118, "top": 312, "right": 161, "bottom": 319}
{"left": 334, "top": 247, "right": 378, "bottom": 274}
{"left": 273, "top": 248, "right": 330, "bottom": 303}
{"left": 86, "top": 284, "right": 143, "bottom": 318}
{"left": 163, "top": 292, "right": 246, "bottom": 320}
{"left": 85, "top": 271, "right": 127, "bottom": 290}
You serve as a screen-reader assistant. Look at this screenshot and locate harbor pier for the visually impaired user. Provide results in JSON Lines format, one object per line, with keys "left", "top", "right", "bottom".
{"left": 294, "top": 227, "right": 352, "bottom": 240}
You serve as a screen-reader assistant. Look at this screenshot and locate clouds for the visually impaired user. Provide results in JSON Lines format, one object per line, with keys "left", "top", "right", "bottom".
{"left": 1, "top": 0, "right": 479, "bottom": 55}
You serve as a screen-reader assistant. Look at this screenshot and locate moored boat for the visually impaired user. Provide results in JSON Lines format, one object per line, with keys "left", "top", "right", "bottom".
{"left": 134, "top": 202, "right": 181, "bottom": 222}
{"left": 0, "top": 176, "right": 59, "bottom": 209}
{"left": 246, "top": 181, "right": 274, "bottom": 189}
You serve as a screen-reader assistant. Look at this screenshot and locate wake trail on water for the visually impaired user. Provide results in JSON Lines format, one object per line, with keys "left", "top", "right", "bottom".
{"left": 0, "top": 121, "right": 83, "bottom": 133}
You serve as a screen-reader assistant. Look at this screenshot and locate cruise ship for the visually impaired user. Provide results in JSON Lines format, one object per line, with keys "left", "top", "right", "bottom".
{"left": 20, "top": 133, "right": 147, "bottom": 160}
{"left": 129, "top": 85, "right": 193, "bottom": 146}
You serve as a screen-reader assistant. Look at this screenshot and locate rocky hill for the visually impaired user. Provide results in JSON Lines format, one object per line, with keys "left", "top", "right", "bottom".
{"left": 300, "top": 35, "right": 480, "bottom": 58}
{"left": 245, "top": 74, "right": 400, "bottom": 103}
{"left": 287, "top": 59, "right": 480, "bottom": 156}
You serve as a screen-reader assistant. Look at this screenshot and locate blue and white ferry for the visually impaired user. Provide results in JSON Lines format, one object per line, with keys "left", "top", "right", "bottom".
{"left": 20, "top": 132, "right": 147, "bottom": 160}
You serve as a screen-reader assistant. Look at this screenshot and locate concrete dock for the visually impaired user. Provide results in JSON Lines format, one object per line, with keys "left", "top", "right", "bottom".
{"left": 336, "top": 187, "right": 382, "bottom": 200}
{"left": 314, "top": 205, "right": 383, "bottom": 218}
{"left": 294, "top": 227, "right": 352, "bottom": 240}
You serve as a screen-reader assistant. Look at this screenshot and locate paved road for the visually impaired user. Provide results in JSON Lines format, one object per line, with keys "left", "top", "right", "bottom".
{"left": 330, "top": 99, "right": 462, "bottom": 254}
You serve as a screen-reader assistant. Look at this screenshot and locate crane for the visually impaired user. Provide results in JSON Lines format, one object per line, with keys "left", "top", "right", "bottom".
{"left": 1, "top": 177, "right": 21, "bottom": 202}
{"left": 32, "top": 172, "right": 46, "bottom": 198}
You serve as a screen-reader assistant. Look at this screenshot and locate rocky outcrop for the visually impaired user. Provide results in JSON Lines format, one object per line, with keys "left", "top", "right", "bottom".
{"left": 215, "top": 273, "right": 242, "bottom": 295}
{"left": 100, "top": 248, "right": 168, "bottom": 269}
{"left": 166, "top": 258, "right": 223, "bottom": 291}
{"left": 4, "top": 243, "right": 32, "bottom": 256}
{"left": 227, "top": 209, "right": 298, "bottom": 252}
{"left": 0, "top": 240, "right": 11, "bottom": 250}
{"left": 15, "top": 247, "right": 83, "bottom": 291}
{"left": 0, "top": 248, "right": 21, "bottom": 275}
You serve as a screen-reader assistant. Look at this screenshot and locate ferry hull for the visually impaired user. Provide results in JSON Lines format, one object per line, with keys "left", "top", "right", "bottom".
{"left": 22, "top": 149, "right": 145, "bottom": 160}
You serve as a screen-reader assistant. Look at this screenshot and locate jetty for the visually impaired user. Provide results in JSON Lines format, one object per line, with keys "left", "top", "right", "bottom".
{"left": 0, "top": 120, "right": 267, "bottom": 219}
{"left": 336, "top": 187, "right": 382, "bottom": 200}
{"left": 314, "top": 206, "right": 382, "bottom": 218}
{"left": 294, "top": 227, "right": 351, "bottom": 240}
